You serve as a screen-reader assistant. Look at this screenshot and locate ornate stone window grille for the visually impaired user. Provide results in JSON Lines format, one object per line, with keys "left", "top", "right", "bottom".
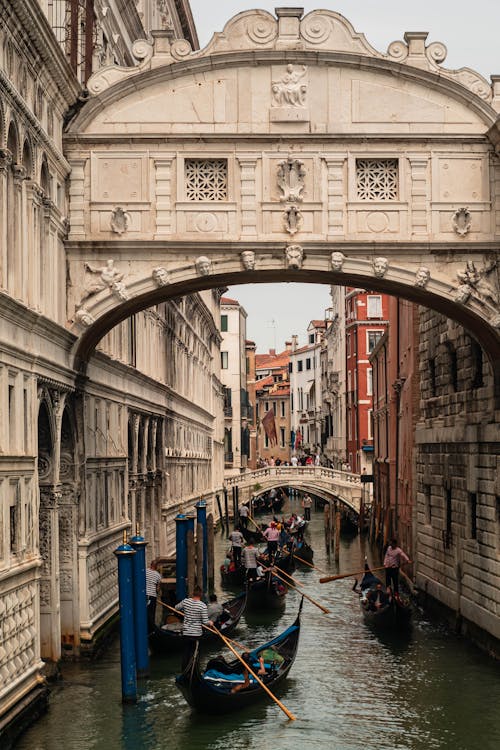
{"left": 185, "top": 159, "right": 228, "bottom": 201}
{"left": 356, "top": 159, "right": 398, "bottom": 200}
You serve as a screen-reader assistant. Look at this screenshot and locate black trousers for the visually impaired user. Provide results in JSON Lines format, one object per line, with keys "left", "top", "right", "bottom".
{"left": 385, "top": 567, "right": 400, "bottom": 593}
{"left": 147, "top": 596, "right": 157, "bottom": 631}
{"left": 267, "top": 541, "right": 278, "bottom": 559}
{"left": 303, "top": 507, "right": 311, "bottom": 520}
{"left": 181, "top": 635, "right": 201, "bottom": 670}
{"left": 232, "top": 546, "right": 242, "bottom": 565}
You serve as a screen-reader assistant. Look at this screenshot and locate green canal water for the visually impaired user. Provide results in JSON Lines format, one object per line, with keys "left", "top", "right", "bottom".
{"left": 16, "top": 506, "right": 500, "bottom": 750}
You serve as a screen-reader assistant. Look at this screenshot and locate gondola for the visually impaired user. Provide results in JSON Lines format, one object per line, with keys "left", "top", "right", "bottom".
{"left": 355, "top": 565, "right": 412, "bottom": 629}
{"left": 175, "top": 599, "right": 303, "bottom": 714}
{"left": 220, "top": 562, "right": 246, "bottom": 588}
{"left": 246, "top": 571, "right": 287, "bottom": 611}
{"left": 292, "top": 538, "right": 314, "bottom": 565}
{"left": 149, "top": 592, "right": 246, "bottom": 656}
{"left": 258, "top": 547, "right": 295, "bottom": 575}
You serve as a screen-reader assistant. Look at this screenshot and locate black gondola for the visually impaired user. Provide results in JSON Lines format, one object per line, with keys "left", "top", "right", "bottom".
{"left": 293, "top": 539, "right": 314, "bottom": 565}
{"left": 356, "top": 564, "right": 412, "bottom": 629}
{"left": 246, "top": 571, "right": 287, "bottom": 611}
{"left": 149, "top": 593, "right": 246, "bottom": 656}
{"left": 175, "top": 599, "right": 303, "bottom": 714}
{"left": 220, "top": 562, "right": 246, "bottom": 587}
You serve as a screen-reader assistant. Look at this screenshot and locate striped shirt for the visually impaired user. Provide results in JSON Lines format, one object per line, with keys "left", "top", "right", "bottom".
{"left": 145, "top": 568, "right": 161, "bottom": 597}
{"left": 175, "top": 597, "right": 209, "bottom": 637}
{"left": 242, "top": 546, "right": 259, "bottom": 569}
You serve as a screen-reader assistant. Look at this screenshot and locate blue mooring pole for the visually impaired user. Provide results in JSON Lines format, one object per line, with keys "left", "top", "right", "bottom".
{"left": 129, "top": 529, "right": 149, "bottom": 678}
{"left": 196, "top": 500, "right": 208, "bottom": 594}
{"left": 114, "top": 535, "right": 137, "bottom": 703}
{"left": 175, "top": 514, "right": 189, "bottom": 602}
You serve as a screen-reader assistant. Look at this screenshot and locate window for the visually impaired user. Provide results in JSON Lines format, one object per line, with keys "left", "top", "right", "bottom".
{"left": 367, "top": 331, "right": 383, "bottom": 353}
{"left": 280, "top": 401, "right": 286, "bottom": 418}
{"left": 367, "top": 295, "right": 382, "bottom": 318}
{"left": 367, "top": 368, "right": 373, "bottom": 396}
{"left": 306, "top": 358, "right": 311, "bottom": 370}
{"left": 424, "top": 485, "right": 432, "bottom": 525}
{"left": 367, "top": 409, "right": 373, "bottom": 439}
{"left": 356, "top": 158, "right": 398, "bottom": 200}
{"left": 185, "top": 158, "right": 228, "bottom": 201}
{"left": 272, "top": 402, "right": 277, "bottom": 416}
{"left": 280, "top": 427, "right": 286, "bottom": 447}
{"left": 221, "top": 314, "right": 228, "bottom": 332}
{"left": 265, "top": 401, "right": 269, "bottom": 413}
{"left": 221, "top": 351, "right": 228, "bottom": 369}
{"left": 288, "top": 362, "right": 293, "bottom": 373}
{"left": 347, "top": 333, "right": 351, "bottom": 357}
{"left": 469, "top": 493, "right": 477, "bottom": 540}
{"left": 298, "top": 360, "right": 303, "bottom": 372}
{"left": 309, "top": 333, "right": 315, "bottom": 344}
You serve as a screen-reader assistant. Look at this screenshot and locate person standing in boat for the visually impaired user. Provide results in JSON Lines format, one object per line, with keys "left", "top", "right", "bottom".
{"left": 383, "top": 538, "right": 411, "bottom": 596}
{"left": 175, "top": 585, "right": 213, "bottom": 669}
{"left": 263, "top": 521, "right": 280, "bottom": 562}
{"left": 228, "top": 527, "right": 244, "bottom": 566}
{"left": 145, "top": 560, "right": 162, "bottom": 632}
{"left": 242, "top": 539, "right": 259, "bottom": 581}
{"left": 301, "top": 493, "right": 312, "bottom": 521}
{"left": 238, "top": 503, "right": 249, "bottom": 528}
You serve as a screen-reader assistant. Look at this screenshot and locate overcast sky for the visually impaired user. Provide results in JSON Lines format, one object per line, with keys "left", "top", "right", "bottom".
{"left": 189, "top": 1, "right": 500, "bottom": 352}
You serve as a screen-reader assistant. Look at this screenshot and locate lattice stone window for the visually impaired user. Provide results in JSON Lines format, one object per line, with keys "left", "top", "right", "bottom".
{"left": 185, "top": 159, "right": 228, "bottom": 201}
{"left": 356, "top": 158, "right": 398, "bottom": 200}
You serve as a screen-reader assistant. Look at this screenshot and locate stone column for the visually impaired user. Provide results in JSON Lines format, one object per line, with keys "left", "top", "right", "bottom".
{"left": 0, "top": 149, "right": 13, "bottom": 290}
{"left": 323, "top": 155, "right": 346, "bottom": 237}
{"left": 408, "top": 155, "right": 430, "bottom": 236}
{"left": 154, "top": 156, "right": 175, "bottom": 239}
{"left": 13, "top": 165, "right": 27, "bottom": 300}
{"left": 236, "top": 155, "right": 258, "bottom": 238}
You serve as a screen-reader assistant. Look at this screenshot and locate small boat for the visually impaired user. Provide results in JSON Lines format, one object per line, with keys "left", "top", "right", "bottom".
{"left": 220, "top": 563, "right": 246, "bottom": 588}
{"left": 293, "top": 539, "right": 314, "bottom": 565}
{"left": 149, "top": 593, "right": 246, "bottom": 656}
{"left": 175, "top": 600, "right": 303, "bottom": 714}
{"left": 246, "top": 571, "right": 287, "bottom": 611}
{"left": 356, "top": 565, "right": 412, "bottom": 629}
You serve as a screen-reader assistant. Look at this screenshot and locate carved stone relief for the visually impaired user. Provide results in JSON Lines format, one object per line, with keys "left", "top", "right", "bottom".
{"left": 452, "top": 207, "right": 472, "bottom": 237}
{"left": 110, "top": 206, "right": 130, "bottom": 235}
{"left": 152, "top": 267, "right": 170, "bottom": 287}
{"left": 372, "top": 256, "right": 389, "bottom": 278}
{"left": 75, "top": 308, "right": 95, "bottom": 327}
{"left": 455, "top": 259, "right": 499, "bottom": 307}
{"left": 195, "top": 256, "right": 212, "bottom": 276}
{"left": 272, "top": 65, "right": 307, "bottom": 107}
{"left": 331, "top": 251, "right": 346, "bottom": 272}
{"left": 414, "top": 266, "right": 431, "bottom": 288}
{"left": 81, "top": 259, "right": 129, "bottom": 304}
{"left": 277, "top": 157, "right": 305, "bottom": 202}
{"left": 241, "top": 250, "right": 256, "bottom": 270}
{"left": 285, "top": 244, "right": 303, "bottom": 270}
{"left": 284, "top": 204, "right": 303, "bottom": 235}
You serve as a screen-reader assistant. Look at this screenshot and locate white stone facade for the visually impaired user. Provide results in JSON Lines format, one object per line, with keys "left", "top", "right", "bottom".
{"left": 220, "top": 297, "right": 249, "bottom": 475}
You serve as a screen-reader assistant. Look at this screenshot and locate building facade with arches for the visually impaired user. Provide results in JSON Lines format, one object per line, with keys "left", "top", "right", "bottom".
{"left": 1, "top": 1, "right": 500, "bottom": 739}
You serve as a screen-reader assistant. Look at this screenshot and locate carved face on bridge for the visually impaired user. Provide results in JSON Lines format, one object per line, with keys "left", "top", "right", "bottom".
{"left": 196, "top": 256, "right": 212, "bottom": 276}
{"left": 241, "top": 250, "right": 256, "bottom": 270}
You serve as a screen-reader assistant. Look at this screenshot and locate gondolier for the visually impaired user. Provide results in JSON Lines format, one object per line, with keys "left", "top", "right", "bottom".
{"left": 229, "top": 527, "right": 244, "bottom": 565}
{"left": 175, "top": 585, "right": 213, "bottom": 668}
{"left": 383, "top": 538, "right": 411, "bottom": 595}
{"left": 238, "top": 503, "right": 249, "bottom": 528}
{"left": 242, "top": 540, "right": 259, "bottom": 581}
{"left": 301, "top": 493, "right": 312, "bottom": 521}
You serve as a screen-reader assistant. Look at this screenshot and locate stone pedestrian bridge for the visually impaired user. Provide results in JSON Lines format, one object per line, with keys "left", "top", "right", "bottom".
{"left": 64, "top": 7, "right": 500, "bottom": 389}
{"left": 224, "top": 466, "right": 363, "bottom": 514}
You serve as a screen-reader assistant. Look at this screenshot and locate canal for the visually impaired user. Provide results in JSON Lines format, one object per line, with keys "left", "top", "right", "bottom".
{"left": 16, "top": 503, "right": 500, "bottom": 750}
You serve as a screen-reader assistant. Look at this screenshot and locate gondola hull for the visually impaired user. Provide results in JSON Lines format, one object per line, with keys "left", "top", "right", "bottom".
{"left": 293, "top": 540, "right": 314, "bottom": 565}
{"left": 246, "top": 575, "right": 286, "bottom": 611}
{"left": 176, "top": 603, "right": 302, "bottom": 714}
{"left": 357, "top": 568, "right": 412, "bottom": 629}
{"left": 220, "top": 564, "right": 246, "bottom": 588}
{"left": 149, "top": 593, "right": 246, "bottom": 656}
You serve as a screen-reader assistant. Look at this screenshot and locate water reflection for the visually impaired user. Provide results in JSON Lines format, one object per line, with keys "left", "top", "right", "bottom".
{"left": 16, "top": 507, "right": 500, "bottom": 750}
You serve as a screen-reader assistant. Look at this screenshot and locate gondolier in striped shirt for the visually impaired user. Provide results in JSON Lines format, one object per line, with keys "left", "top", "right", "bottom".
{"left": 175, "top": 585, "right": 213, "bottom": 668}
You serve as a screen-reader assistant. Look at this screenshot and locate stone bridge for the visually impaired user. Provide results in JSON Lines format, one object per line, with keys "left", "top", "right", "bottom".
{"left": 224, "top": 466, "right": 363, "bottom": 514}
{"left": 63, "top": 7, "right": 500, "bottom": 393}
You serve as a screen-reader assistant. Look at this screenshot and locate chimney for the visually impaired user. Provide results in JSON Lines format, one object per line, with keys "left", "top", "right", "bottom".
{"left": 291, "top": 334, "right": 298, "bottom": 351}
{"left": 269, "top": 348, "right": 276, "bottom": 356}
{"left": 285, "top": 340, "right": 292, "bottom": 351}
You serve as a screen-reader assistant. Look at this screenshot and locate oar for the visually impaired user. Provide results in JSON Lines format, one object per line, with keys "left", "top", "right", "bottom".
{"left": 247, "top": 514, "right": 267, "bottom": 540}
{"left": 205, "top": 623, "right": 296, "bottom": 721}
{"left": 269, "top": 567, "right": 330, "bottom": 614}
{"left": 319, "top": 564, "right": 386, "bottom": 584}
{"left": 157, "top": 600, "right": 249, "bottom": 651}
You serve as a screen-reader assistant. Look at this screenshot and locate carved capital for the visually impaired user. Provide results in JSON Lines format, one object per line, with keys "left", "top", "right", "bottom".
{"left": 0, "top": 149, "right": 13, "bottom": 172}
{"left": 13, "top": 164, "right": 27, "bottom": 182}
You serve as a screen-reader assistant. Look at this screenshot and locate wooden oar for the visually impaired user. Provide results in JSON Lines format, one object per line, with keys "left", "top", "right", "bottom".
{"left": 247, "top": 514, "right": 267, "bottom": 540}
{"left": 269, "top": 567, "right": 330, "bottom": 614}
{"left": 319, "top": 564, "right": 386, "bottom": 584}
{"left": 157, "top": 600, "right": 248, "bottom": 651}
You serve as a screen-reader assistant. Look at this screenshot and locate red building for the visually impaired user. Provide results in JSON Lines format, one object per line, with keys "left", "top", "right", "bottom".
{"left": 370, "top": 297, "right": 420, "bottom": 555}
{"left": 345, "top": 288, "right": 389, "bottom": 473}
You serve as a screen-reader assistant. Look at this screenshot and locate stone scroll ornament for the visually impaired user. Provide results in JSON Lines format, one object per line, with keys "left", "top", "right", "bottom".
{"left": 452, "top": 207, "right": 472, "bottom": 237}
{"left": 285, "top": 244, "right": 303, "bottom": 270}
{"left": 271, "top": 64, "right": 308, "bottom": 108}
{"left": 277, "top": 158, "right": 305, "bottom": 203}
{"left": 80, "top": 259, "right": 129, "bottom": 303}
